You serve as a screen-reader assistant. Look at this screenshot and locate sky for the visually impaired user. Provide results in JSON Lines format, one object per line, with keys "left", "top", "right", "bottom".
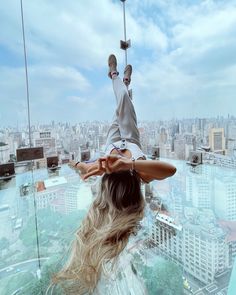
{"left": 0, "top": 0, "right": 236, "bottom": 126}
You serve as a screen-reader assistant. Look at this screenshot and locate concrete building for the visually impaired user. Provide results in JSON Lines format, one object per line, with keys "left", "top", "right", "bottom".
{"left": 159, "top": 143, "right": 172, "bottom": 158}
{"left": 174, "top": 138, "right": 185, "bottom": 160}
{"left": 209, "top": 128, "right": 225, "bottom": 153}
{"left": 34, "top": 131, "right": 56, "bottom": 156}
{"left": 150, "top": 209, "right": 231, "bottom": 285}
{"left": 218, "top": 220, "right": 236, "bottom": 267}
{"left": 186, "top": 165, "right": 214, "bottom": 208}
{"left": 36, "top": 177, "right": 67, "bottom": 211}
{"left": 150, "top": 212, "right": 183, "bottom": 264}
{"left": 64, "top": 185, "right": 79, "bottom": 214}
{"left": 159, "top": 127, "right": 168, "bottom": 144}
{"left": 0, "top": 142, "right": 10, "bottom": 163}
{"left": 36, "top": 188, "right": 59, "bottom": 210}
{"left": 214, "top": 175, "right": 236, "bottom": 221}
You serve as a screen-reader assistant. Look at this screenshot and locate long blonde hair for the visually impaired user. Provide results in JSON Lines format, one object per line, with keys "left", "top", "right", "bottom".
{"left": 54, "top": 170, "right": 145, "bottom": 294}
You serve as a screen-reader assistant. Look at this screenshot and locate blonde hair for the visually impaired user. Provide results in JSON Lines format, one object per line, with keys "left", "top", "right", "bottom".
{"left": 54, "top": 170, "right": 145, "bottom": 294}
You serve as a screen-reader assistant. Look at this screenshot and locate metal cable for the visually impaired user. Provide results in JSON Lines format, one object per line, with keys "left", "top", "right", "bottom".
{"left": 122, "top": 0, "right": 128, "bottom": 66}
{"left": 20, "top": 0, "right": 32, "bottom": 148}
{"left": 20, "top": 1, "right": 42, "bottom": 292}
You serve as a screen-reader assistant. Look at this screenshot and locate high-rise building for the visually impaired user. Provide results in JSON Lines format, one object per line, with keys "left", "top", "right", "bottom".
{"left": 36, "top": 187, "right": 59, "bottom": 210}
{"left": 0, "top": 142, "right": 10, "bottom": 163}
{"left": 214, "top": 175, "right": 236, "bottom": 221}
{"left": 182, "top": 221, "right": 227, "bottom": 284}
{"left": 227, "top": 125, "right": 236, "bottom": 157}
{"left": 64, "top": 185, "right": 79, "bottom": 214}
{"left": 34, "top": 131, "right": 56, "bottom": 156}
{"left": 174, "top": 138, "right": 185, "bottom": 160}
{"left": 186, "top": 166, "right": 213, "bottom": 209}
{"left": 228, "top": 125, "right": 236, "bottom": 140}
{"left": 209, "top": 128, "right": 225, "bottom": 153}
{"left": 218, "top": 220, "right": 236, "bottom": 267}
{"left": 159, "top": 127, "right": 167, "bottom": 144}
{"left": 150, "top": 209, "right": 230, "bottom": 285}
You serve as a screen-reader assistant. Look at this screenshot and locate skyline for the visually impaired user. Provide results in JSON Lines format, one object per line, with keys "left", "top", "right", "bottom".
{"left": 1, "top": 113, "right": 235, "bottom": 130}
{"left": 1, "top": 115, "right": 236, "bottom": 130}
{"left": 1, "top": 0, "right": 236, "bottom": 125}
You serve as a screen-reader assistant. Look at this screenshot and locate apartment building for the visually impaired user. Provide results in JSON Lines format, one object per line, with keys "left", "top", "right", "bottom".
{"left": 149, "top": 210, "right": 230, "bottom": 285}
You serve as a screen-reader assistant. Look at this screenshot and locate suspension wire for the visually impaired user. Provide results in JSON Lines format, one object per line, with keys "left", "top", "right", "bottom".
{"left": 20, "top": 0, "right": 32, "bottom": 148}
{"left": 20, "top": 0, "right": 42, "bottom": 287}
{"left": 32, "top": 169, "right": 42, "bottom": 271}
{"left": 122, "top": 0, "right": 128, "bottom": 66}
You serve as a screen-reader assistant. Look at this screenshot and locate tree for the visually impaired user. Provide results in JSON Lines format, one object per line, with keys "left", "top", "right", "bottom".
{"left": 21, "top": 256, "right": 63, "bottom": 295}
{"left": 140, "top": 257, "right": 183, "bottom": 295}
{"left": 0, "top": 237, "right": 10, "bottom": 257}
{"left": 19, "top": 208, "right": 86, "bottom": 257}
{"left": 19, "top": 209, "right": 85, "bottom": 247}
{"left": 19, "top": 217, "right": 37, "bottom": 248}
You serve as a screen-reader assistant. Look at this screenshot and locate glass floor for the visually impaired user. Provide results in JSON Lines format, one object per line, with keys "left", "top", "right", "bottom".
{"left": 0, "top": 160, "right": 235, "bottom": 294}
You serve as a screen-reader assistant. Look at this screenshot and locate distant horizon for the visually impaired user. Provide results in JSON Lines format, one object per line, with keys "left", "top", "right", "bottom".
{"left": 1, "top": 114, "right": 236, "bottom": 130}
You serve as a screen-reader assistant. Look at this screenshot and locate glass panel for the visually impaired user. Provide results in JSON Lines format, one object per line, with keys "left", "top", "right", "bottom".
{"left": 0, "top": 1, "right": 39, "bottom": 293}
{"left": 228, "top": 259, "right": 236, "bottom": 295}
{"left": 147, "top": 160, "right": 236, "bottom": 294}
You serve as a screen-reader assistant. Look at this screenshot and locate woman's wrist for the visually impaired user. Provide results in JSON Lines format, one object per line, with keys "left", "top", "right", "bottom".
{"left": 131, "top": 158, "right": 135, "bottom": 171}
{"left": 124, "top": 158, "right": 133, "bottom": 171}
{"left": 126, "top": 158, "right": 135, "bottom": 172}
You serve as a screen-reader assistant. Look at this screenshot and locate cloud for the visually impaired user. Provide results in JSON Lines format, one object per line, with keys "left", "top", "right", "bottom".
{"left": 67, "top": 95, "right": 95, "bottom": 109}
{"left": 0, "top": 0, "right": 236, "bottom": 124}
{"left": 128, "top": 0, "right": 236, "bottom": 119}
{"left": 0, "top": 64, "right": 91, "bottom": 124}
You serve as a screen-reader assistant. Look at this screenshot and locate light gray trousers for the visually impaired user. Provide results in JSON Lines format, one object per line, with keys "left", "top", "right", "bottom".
{"left": 106, "top": 76, "right": 141, "bottom": 149}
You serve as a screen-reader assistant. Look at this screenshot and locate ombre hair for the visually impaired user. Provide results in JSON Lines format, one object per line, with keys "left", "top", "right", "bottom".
{"left": 54, "top": 170, "right": 145, "bottom": 294}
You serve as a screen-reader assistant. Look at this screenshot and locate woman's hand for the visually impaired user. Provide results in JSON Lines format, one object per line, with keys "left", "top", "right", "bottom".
{"left": 69, "top": 161, "right": 88, "bottom": 175}
{"left": 103, "top": 155, "right": 131, "bottom": 174}
{"left": 83, "top": 155, "right": 132, "bottom": 180}
{"left": 83, "top": 158, "right": 106, "bottom": 180}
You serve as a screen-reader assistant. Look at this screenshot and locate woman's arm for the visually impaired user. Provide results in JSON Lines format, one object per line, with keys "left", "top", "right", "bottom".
{"left": 109, "top": 157, "right": 176, "bottom": 181}
{"left": 130, "top": 160, "right": 176, "bottom": 182}
{"left": 83, "top": 155, "right": 176, "bottom": 181}
{"left": 69, "top": 160, "right": 104, "bottom": 179}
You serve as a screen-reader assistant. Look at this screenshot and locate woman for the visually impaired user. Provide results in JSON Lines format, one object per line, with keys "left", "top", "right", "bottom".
{"left": 54, "top": 55, "right": 176, "bottom": 294}
{"left": 71, "top": 54, "right": 176, "bottom": 182}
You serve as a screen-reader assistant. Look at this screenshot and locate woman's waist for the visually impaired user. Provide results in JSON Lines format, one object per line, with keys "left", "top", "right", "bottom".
{"left": 105, "top": 140, "right": 145, "bottom": 160}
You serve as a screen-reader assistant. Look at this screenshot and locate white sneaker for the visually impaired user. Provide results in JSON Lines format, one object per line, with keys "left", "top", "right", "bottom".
{"left": 123, "top": 64, "right": 132, "bottom": 86}
{"left": 108, "top": 54, "right": 119, "bottom": 78}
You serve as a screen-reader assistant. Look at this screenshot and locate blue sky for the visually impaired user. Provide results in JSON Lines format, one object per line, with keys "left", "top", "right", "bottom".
{"left": 0, "top": 0, "right": 236, "bottom": 126}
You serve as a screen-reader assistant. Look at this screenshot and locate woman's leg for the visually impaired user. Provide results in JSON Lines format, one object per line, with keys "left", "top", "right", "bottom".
{"left": 112, "top": 75, "right": 141, "bottom": 148}
{"left": 106, "top": 54, "right": 141, "bottom": 148}
{"left": 105, "top": 115, "right": 121, "bottom": 147}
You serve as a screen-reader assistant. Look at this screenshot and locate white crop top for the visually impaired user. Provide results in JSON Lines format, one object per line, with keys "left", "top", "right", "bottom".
{"left": 105, "top": 140, "right": 146, "bottom": 160}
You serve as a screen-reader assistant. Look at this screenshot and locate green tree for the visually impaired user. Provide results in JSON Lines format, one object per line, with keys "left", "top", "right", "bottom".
{"left": 21, "top": 256, "right": 63, "bottom": 295}
{"left": 0, "top": 237, "right": 10, "bottom": 257}
{"left": 140, "top": 257, "right": 183, "bottom": 295}
{"left": 19, "top": 219, "right": 37, "bottom": 247}
{"left": 19, "top": 208, "right": 86, "bottom": 248}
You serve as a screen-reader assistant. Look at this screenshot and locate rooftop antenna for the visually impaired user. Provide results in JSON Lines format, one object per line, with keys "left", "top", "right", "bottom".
{"left": 120, "top": 0, "right": 131, "bottom": 67}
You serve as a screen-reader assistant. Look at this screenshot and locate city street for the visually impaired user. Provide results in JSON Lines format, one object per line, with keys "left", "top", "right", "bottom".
{"left": 0, "top": 257, "right": 49, "bottom": 280}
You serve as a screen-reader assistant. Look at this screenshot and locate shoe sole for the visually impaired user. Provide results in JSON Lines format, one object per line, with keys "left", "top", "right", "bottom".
{"left": 108, "top": 54, "right": 118, "bottom": 78}
{"left": 123, "top": 65, "right": 132, "bottom": 83}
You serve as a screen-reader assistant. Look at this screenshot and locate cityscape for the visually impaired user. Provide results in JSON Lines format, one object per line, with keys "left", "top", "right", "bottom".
{"left": 1, "top": 115, "right": 236, "bottom": 164}
{"left": 0, "top": 115, "right": 236, "bottom": 294}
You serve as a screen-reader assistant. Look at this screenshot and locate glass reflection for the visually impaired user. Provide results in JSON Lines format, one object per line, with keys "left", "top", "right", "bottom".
{"left": 1, "top": 159, "right": 236, "bottom": 294}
